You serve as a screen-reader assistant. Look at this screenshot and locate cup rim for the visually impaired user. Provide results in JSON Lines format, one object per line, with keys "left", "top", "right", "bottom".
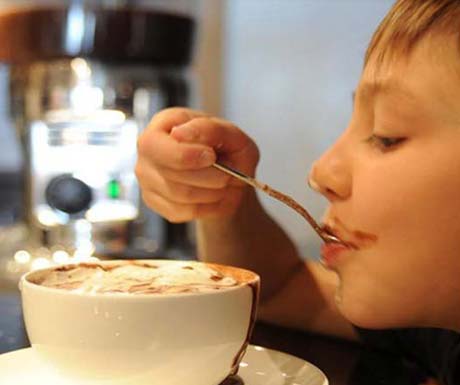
{"left": 20, "top": 259, "right": 260, "bottom": 299}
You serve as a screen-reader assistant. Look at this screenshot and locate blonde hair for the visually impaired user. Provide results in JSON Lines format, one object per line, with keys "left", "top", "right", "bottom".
{"left": 365, "top": 0, "right": 460, "bottom": 67}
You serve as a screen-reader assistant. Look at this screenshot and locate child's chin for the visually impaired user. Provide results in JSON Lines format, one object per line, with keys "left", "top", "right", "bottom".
{"left": 336, "top": 289, "right": 412, "bottom": 330}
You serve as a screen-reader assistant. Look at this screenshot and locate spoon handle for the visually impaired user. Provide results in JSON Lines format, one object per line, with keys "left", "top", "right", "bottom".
{"left": 212, "top": 162, "right": 265, "bottom": 190}
{"left": 212, "top": 162, "right": 337, "bottom": 243}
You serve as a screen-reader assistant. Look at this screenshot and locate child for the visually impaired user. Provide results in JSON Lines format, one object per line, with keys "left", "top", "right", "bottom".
{"left": 135, "top": 1, "right": 460, "bottom": 384}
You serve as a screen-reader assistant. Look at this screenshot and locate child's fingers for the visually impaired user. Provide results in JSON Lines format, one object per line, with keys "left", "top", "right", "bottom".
{"left": 170, "top": 116, "right": 253, "bottom": 155}
{"left": 137, "top": 129, "right": 216, "bottom": 171}
{"left": 156, "top": 165, "right": 231, "bottom": 189}
{"left": 138, "top": 166, "right": 227, "bottom": 205}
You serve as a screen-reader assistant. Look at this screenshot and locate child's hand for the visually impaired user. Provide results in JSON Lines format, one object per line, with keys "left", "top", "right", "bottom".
{"left": 136, "top": 107, "right": 260, "bottom": 222}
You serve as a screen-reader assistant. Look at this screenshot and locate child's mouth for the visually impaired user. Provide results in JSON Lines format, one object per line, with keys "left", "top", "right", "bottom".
{"left": 321, "top": 219, "right": 378, "bottom": 249}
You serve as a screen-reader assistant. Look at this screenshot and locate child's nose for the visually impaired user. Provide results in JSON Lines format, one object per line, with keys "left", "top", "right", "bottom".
{"left": 308, "top": 142, "right": 352, "bottom": 201}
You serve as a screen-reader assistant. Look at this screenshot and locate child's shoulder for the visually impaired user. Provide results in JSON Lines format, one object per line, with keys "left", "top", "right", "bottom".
{"left": 354, "top": 326, "right": 460, "bottom": 385}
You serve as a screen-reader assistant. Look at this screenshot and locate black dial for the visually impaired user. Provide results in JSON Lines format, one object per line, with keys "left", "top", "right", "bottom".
{"left": 45, "top": 175, "right": 93, "bottom": 214}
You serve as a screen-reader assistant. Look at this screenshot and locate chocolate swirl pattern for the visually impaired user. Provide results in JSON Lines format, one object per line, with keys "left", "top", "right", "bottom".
{"left": 34, "top": 261, "right": 241, "bottom": 295}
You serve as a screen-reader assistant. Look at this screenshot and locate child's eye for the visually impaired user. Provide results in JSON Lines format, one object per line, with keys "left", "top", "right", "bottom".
{"left": 366, "top": 134, "right": 406, "bottom": 151}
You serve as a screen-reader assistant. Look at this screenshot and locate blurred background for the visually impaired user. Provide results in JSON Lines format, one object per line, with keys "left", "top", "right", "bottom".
{"left": 0, "top": 0, "right": 394, "bottom": 292}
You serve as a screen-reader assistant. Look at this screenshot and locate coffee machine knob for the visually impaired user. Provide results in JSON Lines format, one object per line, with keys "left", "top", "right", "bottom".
{"left": 45, "top": 175, "right": 93, "bottom": 214}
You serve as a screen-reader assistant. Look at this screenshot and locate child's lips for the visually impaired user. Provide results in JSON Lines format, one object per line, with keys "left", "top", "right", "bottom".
{"left": 321, "top": 224, "right": 357, "bottom": 249}
{"left": 320, "top": 242, "right": 350, "bottom": 268}
{"left": 321, "top": 220, "right": 378, "bottom": 250}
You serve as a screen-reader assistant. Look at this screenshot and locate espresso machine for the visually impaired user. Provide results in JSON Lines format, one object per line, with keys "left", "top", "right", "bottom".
{"left": 0, "top": 0, "right": 199, "bottom": 280}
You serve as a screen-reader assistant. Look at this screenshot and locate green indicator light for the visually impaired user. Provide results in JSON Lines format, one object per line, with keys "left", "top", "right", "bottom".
{"left": 107, "top": 179, "right": 121, "bottom": 199}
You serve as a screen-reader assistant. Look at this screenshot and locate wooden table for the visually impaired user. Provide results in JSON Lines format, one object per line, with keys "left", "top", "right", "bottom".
{"left": 0, "top": 292, "right": 423, "bottom": 385}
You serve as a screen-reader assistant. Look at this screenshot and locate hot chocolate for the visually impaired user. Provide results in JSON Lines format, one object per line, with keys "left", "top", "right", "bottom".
{"left": 31, "top": 260, "right": 243, "bottom": 294}
{"left": 21, "top": 259, "right": 260, "bottom": 385}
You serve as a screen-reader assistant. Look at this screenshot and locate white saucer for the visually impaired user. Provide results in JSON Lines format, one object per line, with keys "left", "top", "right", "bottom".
{"left": 0, "top": 344, "right": 328, "bottom": 385}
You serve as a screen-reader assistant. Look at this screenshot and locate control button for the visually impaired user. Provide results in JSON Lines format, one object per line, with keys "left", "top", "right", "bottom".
{"left": 45, "top": 175, "right": 93, "bottom": 214}
{"left": 107, "top": 179, "right": 121, "bottom": 199}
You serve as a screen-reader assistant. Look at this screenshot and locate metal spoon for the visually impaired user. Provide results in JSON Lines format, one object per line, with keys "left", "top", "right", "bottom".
{"left": 213, "top": 163, "right": 345, "bottom": 244}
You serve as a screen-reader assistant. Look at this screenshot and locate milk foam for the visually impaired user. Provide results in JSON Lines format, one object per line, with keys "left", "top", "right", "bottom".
{"left": 37, "top": 261, "right": 240, "bottom": 294}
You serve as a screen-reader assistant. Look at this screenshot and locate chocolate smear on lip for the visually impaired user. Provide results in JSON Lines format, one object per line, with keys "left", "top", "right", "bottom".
{"left": 353, "top": 230, "right": 378, "bottom": 244}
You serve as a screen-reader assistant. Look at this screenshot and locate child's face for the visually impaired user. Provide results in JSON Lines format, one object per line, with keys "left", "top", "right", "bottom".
{"left": 310, "top": 33, "right": 460, "bottom": 331}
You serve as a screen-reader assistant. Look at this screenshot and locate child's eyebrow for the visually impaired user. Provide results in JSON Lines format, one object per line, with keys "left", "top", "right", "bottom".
{"left": 356, "top": 80, "right": 418, "bottom": 105}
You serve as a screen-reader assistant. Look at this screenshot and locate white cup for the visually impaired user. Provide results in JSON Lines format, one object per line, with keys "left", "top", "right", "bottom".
{"left": 20, "top": 259, "right": 260, "bottom": 385}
